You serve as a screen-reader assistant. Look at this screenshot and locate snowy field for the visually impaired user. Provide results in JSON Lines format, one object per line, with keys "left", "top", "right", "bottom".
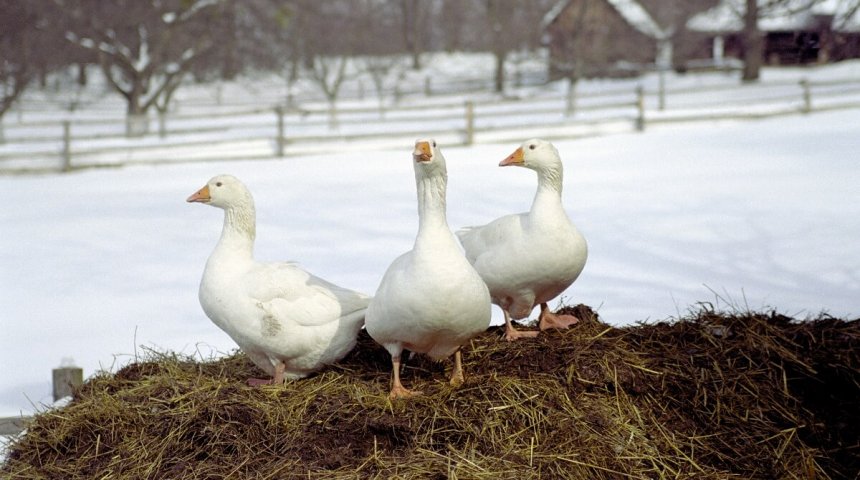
{"left": 1, "top": 59, "right": 859, "bottom": 419}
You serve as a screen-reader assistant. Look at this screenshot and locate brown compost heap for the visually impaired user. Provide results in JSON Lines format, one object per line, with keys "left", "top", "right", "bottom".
{"left": 3, "top": 305, "right": 858, "bottom": 479}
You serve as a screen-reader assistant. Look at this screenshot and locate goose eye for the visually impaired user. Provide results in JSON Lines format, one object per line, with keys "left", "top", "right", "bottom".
{"left": 529, "top": 144, "right": 536, "bottom": 150}
{"left": 215, "top": 182, "right": 223, "bottom": 187}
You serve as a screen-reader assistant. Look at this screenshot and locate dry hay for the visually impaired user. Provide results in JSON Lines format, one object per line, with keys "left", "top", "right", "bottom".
{"left": 3, "top": 305, "right": 858, "bottom": 479}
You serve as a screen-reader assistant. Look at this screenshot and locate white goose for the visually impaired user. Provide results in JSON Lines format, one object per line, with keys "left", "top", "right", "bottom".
{"left": 365, "top": 139, "right": 491, "bottom": 400}
{"left": 457, "top": 139, "right": 588, "bottom": 341}
{"left": 187, "top": 175, "right": 369, "bottom": 384}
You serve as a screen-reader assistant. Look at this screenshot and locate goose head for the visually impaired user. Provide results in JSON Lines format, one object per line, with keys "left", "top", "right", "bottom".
{"left": 499, "top": 138, "right": 561, "bottom": 172}
{"left": 412, "top": 138, "right": 447, "bottom": 178}
{"left": 188, "top": 174, "right": 256, "bottom": 240}
{"left": 186, "top": 174, "right": 253, "bottom": 210}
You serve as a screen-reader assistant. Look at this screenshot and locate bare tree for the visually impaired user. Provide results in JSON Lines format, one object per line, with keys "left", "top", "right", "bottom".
{"left": 840, "top": 0, "right": 860, "bottom": 21}
{"left": 56, "top": 0, "right": 226, "bottom": 136}
{"left": 439, "top": 0, "right": 468, "bottom": 51}
{"left": 742, "top": 0, "right": 764, "bottom": 81}
{"left": 546, "top": 1, "right": 602, "bottom": 85}
{"left": 362, "top": 56, "right": 407, "bottom": 116}
{"left": 309, "top": 56, "right": 353, "bottom": 129}
{"left": 0, "top": 0, "right": 74, "bottom": 142}
{"left": 297, "top": 0, "right": 367, "bottom": 128}
{"left": 482, "top": 0, "right": 557, "bottom": 93}
{"left": 205, "top": 0, "right": 293, "bottom": 81}
{"left": 398, "top": 0, "right": 430, "bottom": 69}
{"left": 0, "top": 2, "right": 35, "bottom": 139}
{"left": 276, "top": 0, "right": 317, "bottom": 107}
{"left": 485, "top": 0, "right": 513, "bottom": 92}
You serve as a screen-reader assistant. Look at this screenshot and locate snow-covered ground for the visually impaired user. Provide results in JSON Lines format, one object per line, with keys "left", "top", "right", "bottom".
{"left": 1, "top": 57, "right": 859, "bottom": 419}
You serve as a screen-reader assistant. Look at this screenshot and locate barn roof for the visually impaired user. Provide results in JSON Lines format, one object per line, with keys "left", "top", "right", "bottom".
{"left": 543, "top": 0, "right": 670, "bottom": 39}
{"left": 606, "top": 0, "right": 669, "bottom": 39}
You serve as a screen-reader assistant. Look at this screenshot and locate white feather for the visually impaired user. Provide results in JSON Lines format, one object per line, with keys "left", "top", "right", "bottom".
{"left": 366, "top": 140, "right": 491, "bottom": 363}
{"left": 456, "top": 139, "right": 588, "bottom": 320}
{"left": 190, "top": 174, "right": 369, "bottom": 380}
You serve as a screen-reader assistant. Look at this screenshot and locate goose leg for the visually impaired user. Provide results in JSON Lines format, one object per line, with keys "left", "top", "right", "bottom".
{"left": 449, "top": 350, "right": 465, "bottom": 387}
{"left": 538, "top": 303, "right": 579, "bottom": 330}
{"left": 247, "top": 361, "right": 285, "bottom": 386}
{"left": 272, "top": 361, "right": 286, "bottom": 384}
{"left": 503, "top": 310, "right": 539, "bottom": 341}
{"left": 246, "top": 352, "right": 282, "bottom": 386}
{"left": 389, "top": 354, "right": 422, "bottom": 400}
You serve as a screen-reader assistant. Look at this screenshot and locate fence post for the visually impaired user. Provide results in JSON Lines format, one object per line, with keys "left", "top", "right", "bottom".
{"left": 800, "top": 78, "right": 811, "bottom": 113}
{"left": 62, "top": 120, "right": 72, "bottom": 172}
{"left": 424, "top": 76, "right": 432, "bottom": 96}
{"left": 275, "top": 106, "right": 285, "bottom": 157}
{"left": 635, "top": 86, "right": 645, "bottom": 131}
{"left": 464, "top": 100, "right": 475, "bottom": 146}
{"left": 52, "top": 363, "right": 83, "bottom": 401}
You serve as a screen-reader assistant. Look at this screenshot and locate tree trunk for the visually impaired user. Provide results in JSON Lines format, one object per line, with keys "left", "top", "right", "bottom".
{"left": 126, "top": 112, "right": 149, "bottom": 137}
{"left": 76, "top": 63, "right": 87, "bottom": 86}
{"left": 401, "top": 0, "right": 422, "bottom": 70}
{"left": 742, "top": 0, "right": 762, "bottom": 82}
{"left": 220, "top": 3, "right": 239, "bottom": 80}
{"left": 125, "top": 88, "right": 148, "bottom": 137}
{"left": 565, "top": 75, "right": 578, "bottom": 116}
{"left": 493, "top": 50, "right": 506, "bottom": 93}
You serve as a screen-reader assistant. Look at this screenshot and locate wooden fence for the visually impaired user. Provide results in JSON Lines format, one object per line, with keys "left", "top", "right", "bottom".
{"left": 0, "top": 367, "right": 82, "bottom": 436}
{"left": 1, "top": 76, "right": 859, "bottom": 174}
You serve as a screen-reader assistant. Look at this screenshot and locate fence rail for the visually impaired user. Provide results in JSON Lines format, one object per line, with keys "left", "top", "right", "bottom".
{"left": 0, "top": 367, "right": 82, "bottom": 437}
{"left": 2, "top": 77, "right": 859, "bottom": 174}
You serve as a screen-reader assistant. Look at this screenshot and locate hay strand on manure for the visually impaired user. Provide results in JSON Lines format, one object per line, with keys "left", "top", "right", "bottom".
{"left": 3, "top": 305, "right": 858, "bottom": 479}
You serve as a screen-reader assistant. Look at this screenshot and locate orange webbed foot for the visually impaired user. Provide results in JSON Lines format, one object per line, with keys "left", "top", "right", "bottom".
{"left": 538, "top": 311, "right": 579, "bottom": 331}
{"left": 389, "top": 385, "right": 423, "bottom": 400}
{"left": 247, "top": 377, "right": 274, "bottom": 387}
{"left": 504, "top": 326, "right": 540, "bottom": 341}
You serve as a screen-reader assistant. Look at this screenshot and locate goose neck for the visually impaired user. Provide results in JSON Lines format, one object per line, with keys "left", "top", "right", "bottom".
{"left": 531, "top": 166, "right": 564, "bottom": 214}
{"left": 415, "top": 171, "right": 449, "bottom": 235}
{"left": 217, "top": 204, "right": 256, "bottom": 258}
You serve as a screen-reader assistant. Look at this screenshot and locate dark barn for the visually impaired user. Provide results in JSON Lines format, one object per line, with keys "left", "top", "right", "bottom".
{"left": 543, "top": 0, "right": 669, "bottom": 80}
{"left": 687, "top": 0, "right": 860, "bottom": 67}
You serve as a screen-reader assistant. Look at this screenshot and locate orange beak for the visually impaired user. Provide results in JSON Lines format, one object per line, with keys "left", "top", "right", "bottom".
{"left": 499, "top": 147, "right": 524, "bottom": 167}
{"left": 413, "top": 141, "right": 432, "bottom": 163}
{"left": 186, "top": 185, "right": 211, "bottom": 203}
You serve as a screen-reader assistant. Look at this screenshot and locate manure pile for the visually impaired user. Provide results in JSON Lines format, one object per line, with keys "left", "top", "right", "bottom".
{"left": 3, "top": 306, "right": 858, "bottom": 479}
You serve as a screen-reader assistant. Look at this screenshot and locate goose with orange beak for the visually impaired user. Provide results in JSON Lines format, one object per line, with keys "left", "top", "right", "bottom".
{"left": 457, "top": 139, "right": 588, "bottom": 341}
{"left": 365, "top": 139, "right": 491, "bottom": 400}
{"left": 187, "top": 174, "right": 370, "bottom": 385}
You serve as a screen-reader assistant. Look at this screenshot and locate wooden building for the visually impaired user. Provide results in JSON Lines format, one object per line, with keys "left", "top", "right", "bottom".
{"left": 542, "top": 0, "right": 671, "bottom": 79}
{"left": 686, "top": 0, "right": 860, "bottom": 66}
